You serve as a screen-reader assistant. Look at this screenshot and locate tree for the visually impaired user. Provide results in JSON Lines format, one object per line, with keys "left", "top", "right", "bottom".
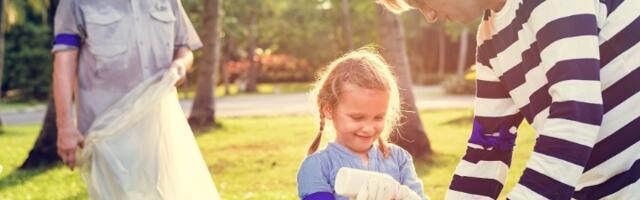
{"left": 21, "top": 99, "right": 60, "bottom": 169}
{"left": 339, "top": 0, "right": 353, "bottom": 51}
{"left": 244, "top": 10, "right": 258, "bottom": 92}
{"left": 0, "top": 0, "right": 5, "bottom": 128}
{"left": 20, "top": 0, "right": 60, "bottom": 169}
{"left": 188, "top": 0, "right": 223, "bottom": 131}
{"left": 377, "top": 5, "right": 432, "bottom": 158}
{"left": 437, "top": 24, "right": 446, "bottom": 76}
{"left": 456, "top": 26, "right": 469, "bottom": 76}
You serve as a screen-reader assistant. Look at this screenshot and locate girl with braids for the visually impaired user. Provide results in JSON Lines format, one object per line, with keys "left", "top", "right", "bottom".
{"left": 296, "top": 49, "right": 427, "bottom": 200}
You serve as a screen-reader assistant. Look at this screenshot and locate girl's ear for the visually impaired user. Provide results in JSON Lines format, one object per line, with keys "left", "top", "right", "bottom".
{"left": 322, "top": 106, "right": 333, "bottom": 120}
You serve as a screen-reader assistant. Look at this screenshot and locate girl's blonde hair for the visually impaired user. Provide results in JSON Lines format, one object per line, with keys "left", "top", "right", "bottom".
{"left": 377, "top": 0, "right": 415, "bottom": 13}
{"left": 307, "top": 48, "right": 401, "bottom": 158}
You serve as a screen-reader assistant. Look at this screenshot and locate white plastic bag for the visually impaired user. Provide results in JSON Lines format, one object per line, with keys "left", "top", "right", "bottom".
{"left": 78, "top": 69, "right": 220, "bottom": 200}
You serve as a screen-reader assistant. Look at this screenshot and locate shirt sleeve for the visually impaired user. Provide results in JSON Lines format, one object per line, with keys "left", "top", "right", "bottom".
{"left": 509, "top": 1, "right": 602, "bottom": 199}
{"left": 395, "top": 146, "right": 428, "bottom": 200}
{"left": 52, "top": 0, "right": 85, "bottom": 52}
{"left": 297, "top": 155, "right": 335, "bottom": 200}
{"left": 446, "top": 62, "right": 524, "bottom": 200}
{"left": 171, "top": 0, "right": 203, "bottom": 50}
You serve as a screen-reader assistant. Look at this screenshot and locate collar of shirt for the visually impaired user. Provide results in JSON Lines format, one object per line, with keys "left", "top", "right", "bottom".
{"left": 327, "top": 142, "right": 380, "bottom": 169}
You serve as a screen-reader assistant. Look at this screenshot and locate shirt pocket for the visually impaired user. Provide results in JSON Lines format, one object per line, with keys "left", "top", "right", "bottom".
{"left": 88, "top": 44, "right": 128, "bottom": 77}
{"left": 82, "top": 6, "right": 129, "bottom": 46}
{"left": 149, "top": 6, "right": 177, "bottom": 48}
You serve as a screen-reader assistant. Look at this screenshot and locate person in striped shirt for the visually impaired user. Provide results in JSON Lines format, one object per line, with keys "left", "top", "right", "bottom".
{"left": 380, "top": 0, "right": 640, "bottom": 199}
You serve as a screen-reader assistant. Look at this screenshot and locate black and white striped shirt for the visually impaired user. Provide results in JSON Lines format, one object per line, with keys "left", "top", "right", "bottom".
{"left": 447, "top": 0, "right": 640, "bottom": 199}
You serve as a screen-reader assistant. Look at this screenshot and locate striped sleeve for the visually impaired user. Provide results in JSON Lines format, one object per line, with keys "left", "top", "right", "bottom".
{"left": 508, "top": 1, "right": 603, "bottom": 199}
{"left": 446, "top": 63, "right": 525, "bottom": 200}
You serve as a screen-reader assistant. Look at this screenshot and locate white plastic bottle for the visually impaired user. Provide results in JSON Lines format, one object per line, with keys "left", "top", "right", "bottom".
{"left": 334, "top": 167, "right": 401, "bottom": 197}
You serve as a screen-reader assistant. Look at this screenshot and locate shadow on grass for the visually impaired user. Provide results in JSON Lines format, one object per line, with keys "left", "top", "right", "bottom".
{"left": 0, "top": 166, "right": 51, "bottom": 192}
{"left": 440, "top": 112, "right": 474, "bottom": 126}
{"left": 61, "top": 191, "right": 88, "bottom": 200}
{"left": 414, "top": 151, "right": 459, "bottom": 177}
{"left": 191, "top": 122, "right": 224, "bottom": 136}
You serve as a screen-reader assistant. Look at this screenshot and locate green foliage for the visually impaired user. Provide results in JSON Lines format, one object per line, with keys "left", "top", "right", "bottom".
{"left": 2, "top": 19, "right": 52, "bottom": 101}
{"left": 185, "top": 0, "right": 377, "bottom": 70}
{"left": 2, "top": 10, "right": 52, "bottom": 101}
{"left": 0, "top": 110, "right": 536, "bottom": 199}
{"left": 3, "top": 0, "right": 49, "bottom": 28}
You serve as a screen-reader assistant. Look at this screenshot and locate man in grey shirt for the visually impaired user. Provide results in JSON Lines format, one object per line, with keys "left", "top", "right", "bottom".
{"left": 52, "top": 0, "right": 202, "bottom": 170}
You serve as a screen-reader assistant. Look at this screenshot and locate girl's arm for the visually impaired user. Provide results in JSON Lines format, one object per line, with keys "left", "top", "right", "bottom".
{"left": 297, "top": 155, "right": 336, "bottom": 200}
{"left": 397, "top": 147, "right": 428, "bottom": 200}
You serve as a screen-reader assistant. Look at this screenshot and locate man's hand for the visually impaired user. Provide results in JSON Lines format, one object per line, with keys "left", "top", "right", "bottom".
{"left": 171, "top": 46, "right": 194, "bottom": 86}
{"left": 57, "top": 126, "right": 85, "bottom": 170}
{"left": 171, "top": 61, "right": 187, "bottom": 86}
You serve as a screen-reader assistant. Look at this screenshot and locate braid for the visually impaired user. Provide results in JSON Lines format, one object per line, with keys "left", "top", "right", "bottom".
{"left": 378, "top": 136, "right": 390, "bottom": 158}
{"left": 307, "top": 113, "right": 326, "bottom": 156}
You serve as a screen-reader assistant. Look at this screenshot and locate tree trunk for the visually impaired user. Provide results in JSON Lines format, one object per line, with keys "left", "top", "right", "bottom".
{"left": 245, "top": 14, "right": 258, "bottom": 92}
{"left": 20, "top": 99, "right": 61, "bottom": 169}
{"left": 222, "top": 37, "right": 235, "bottom": 96}
{"left": 221, "top": 55, "right": 229, "bottom": 95}
{"left": 19, "top": 0, "right": 62, "bottom": 169}
{"left": 340, "top": 0, "right": 354, "bottom": 51}
{"left": 188, "top": 0, "right": 223, "bottom": 131}
{"left": 376, "top": 5, "right": 432, "bottom": 158}
{"left": 437, "top": 26, "right": 446, "bottom": 77}
{"left": 0, "top": 0, "right": 6, "bottom": 128}
{"left": 456, "top": 27, "right": 469, "bottom": 76}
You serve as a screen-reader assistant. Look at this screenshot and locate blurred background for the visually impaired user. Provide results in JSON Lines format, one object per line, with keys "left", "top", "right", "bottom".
{"left": 0, "top": 0, "right": 478, "bottom": 104}
{"left": 0, "top": 1, "right": 537, "bottom": 199}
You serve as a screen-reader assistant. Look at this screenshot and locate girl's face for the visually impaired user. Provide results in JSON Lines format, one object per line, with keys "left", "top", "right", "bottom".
{"left": 325, "top": 83, "right": 389, "bottom": 155}
{"left": 408, "top": 0, "right": 488, "bottom": 23}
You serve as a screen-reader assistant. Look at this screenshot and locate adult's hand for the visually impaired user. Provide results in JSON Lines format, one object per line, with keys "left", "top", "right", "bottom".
{"left": 56, "top": 126, "right": 85, "bottom": 170}
{"left": 170, "top": 61, "right": 187, "bottom": 86}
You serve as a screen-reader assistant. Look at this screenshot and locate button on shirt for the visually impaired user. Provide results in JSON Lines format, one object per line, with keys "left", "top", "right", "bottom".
{"left": 51, "top": 0, "right": 202, "bottom": 134}
{"left": 297, "top": 142, "right": 427, "bottom": 200}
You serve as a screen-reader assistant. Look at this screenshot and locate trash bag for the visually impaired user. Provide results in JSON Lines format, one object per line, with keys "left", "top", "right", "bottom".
{"left": 78, "top": 69, "right": 220, "bottom": 200}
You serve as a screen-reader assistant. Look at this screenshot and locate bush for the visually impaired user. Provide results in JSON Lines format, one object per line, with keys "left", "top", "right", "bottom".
{"left": 224, "top": 54, "right": 313, "bottom": 83}
{"left": 441, "top": 75, "right": 475, "bottom": 95}
{"left": 2, "top": 21, "right": 53, "bottom": 101}
{"left": 415, "top": 74, "right": 447, "bottom": 85}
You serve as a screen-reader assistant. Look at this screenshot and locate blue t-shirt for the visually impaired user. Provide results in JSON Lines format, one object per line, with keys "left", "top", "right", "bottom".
{"left": 297, "top": 142, "right": 427, "bottom": 200}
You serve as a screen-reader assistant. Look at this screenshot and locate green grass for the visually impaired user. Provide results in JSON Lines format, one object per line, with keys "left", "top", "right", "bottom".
{"left": 177, "top": 82, "right": 312, "bottom": 99}
{"left": 0, "top": 125, "right": 87, "bottom": 200}
{"left": 0, "top": 109, "right": 536, "bottom": 199}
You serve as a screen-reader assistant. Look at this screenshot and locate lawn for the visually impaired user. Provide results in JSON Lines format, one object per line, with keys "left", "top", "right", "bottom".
{"left": 0, "top": 109, "right": 536, "bottom": 199}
